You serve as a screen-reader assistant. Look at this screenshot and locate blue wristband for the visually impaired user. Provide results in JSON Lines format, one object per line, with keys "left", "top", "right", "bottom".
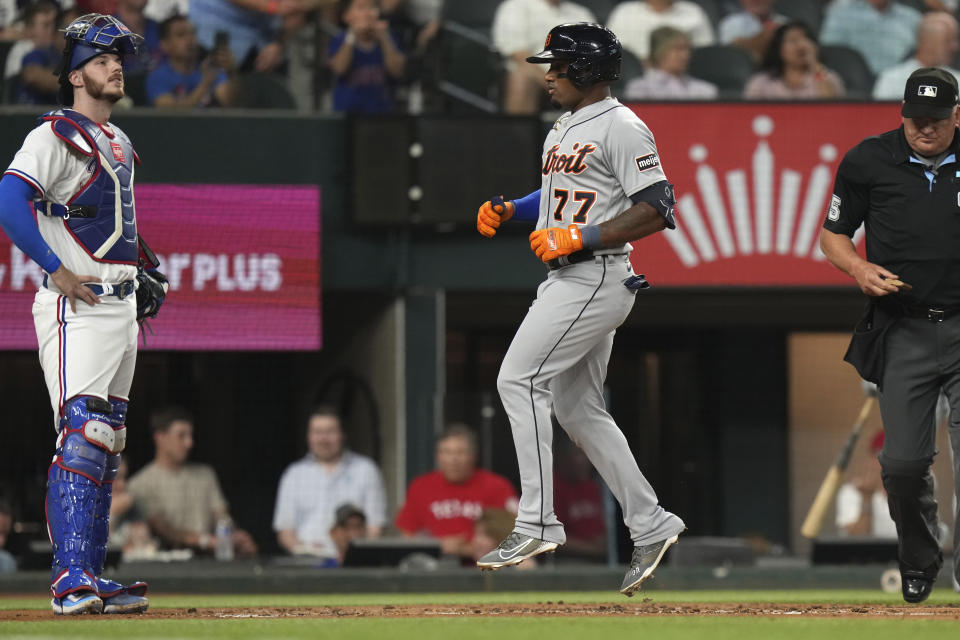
{"left": 580, "top": 225, "right": 602, "bottom": 249}
{"left": 510, "top": 189, "right": 540, "bottom": 222}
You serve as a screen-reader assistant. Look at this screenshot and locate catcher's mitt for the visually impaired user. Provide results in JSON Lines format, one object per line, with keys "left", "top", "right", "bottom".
{"left": 136, "top": 267, "right": 168, "bottom": 321}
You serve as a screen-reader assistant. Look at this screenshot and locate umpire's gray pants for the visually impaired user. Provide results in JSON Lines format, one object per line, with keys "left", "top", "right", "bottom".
{"left": 497, "top": 255, "right": 685, "bottom": 546}
{"left": 879, "top": 313, "right": 960, "bottom": 580}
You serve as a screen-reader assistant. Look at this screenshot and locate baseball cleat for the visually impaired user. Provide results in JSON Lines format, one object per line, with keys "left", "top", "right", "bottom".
{"left": 102, "top": 591, "right": 149, "bottom": 614}
{"left": 619, "top": 533, "right": 680, "bottom": 597}
{"left": 476, "top": 532, "right": 558, "bottom": 569}
{"left": 51, "top": 591, "right": 103, "bottom": 615}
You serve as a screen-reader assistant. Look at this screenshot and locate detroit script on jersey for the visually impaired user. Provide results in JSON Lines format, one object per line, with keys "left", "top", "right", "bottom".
{"left": 538, "top": 98, "right": 668, "bottom": 242}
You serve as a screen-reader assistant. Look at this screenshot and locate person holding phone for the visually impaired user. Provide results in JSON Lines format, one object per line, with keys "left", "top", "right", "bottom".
{"left": 146, "top": 14, "right": 238, "bottom": 107}
{"left": 328, "top": 0, "right": 406, "bottom": 113}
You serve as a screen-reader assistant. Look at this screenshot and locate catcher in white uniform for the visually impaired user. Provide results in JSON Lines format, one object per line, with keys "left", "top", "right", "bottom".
{"left": 474, "top": 23, "right": 685, "bottom": 596}
{"left": 0, "top": 14, "right": 166, "bottom": 615}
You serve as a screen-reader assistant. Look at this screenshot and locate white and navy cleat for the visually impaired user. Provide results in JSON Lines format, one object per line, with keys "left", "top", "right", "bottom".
{"left": 51, "top": 591, "right": 103, "bottom": 615}
{"left": 102, "top": 591, "right": 149, "bottom": 614}
{"left": 476, "top": 531, "right": 559, "bottom": 570}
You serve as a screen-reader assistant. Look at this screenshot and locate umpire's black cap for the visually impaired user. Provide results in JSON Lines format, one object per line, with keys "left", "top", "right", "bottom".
{"left": 902, "top": 67, "right": 959, "bottom": 119}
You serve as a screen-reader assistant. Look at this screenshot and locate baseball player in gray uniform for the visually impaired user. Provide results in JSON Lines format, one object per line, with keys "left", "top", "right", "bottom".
{"left": 474, "top": 23, "right": 685, "bottom": 596}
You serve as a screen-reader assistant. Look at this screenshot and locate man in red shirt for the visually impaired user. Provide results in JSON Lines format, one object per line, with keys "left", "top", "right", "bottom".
{"left": 396, "top": 425, "right": 518, "bottom": 557}
{"left": 553, "top": 440, "right": 607, "bottom": 560}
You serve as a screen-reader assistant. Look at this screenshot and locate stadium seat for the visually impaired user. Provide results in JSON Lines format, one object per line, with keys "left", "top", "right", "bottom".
{"left": 235, "top": 73, "right": 296, "bottom": 109}
{"left": 897, "top": 0, "right": 929, "bottom": 13}
{"left": 688, "top": 45, "right": 755, "bottom": 97}
{"left": 0, "top": 40, "right": 12, "bottom": 104}
{"left": 123, "top": 72, "right": 148, "bottom": 106}
{"left": 611, "top": 47, "right": 644, "bottom": 97}
{"left": 441, "top": 2, "right": 498, "bottom": 34}
{"left": 578, "top": 0, "right": 617, "bottom": 24}
{"left": 819, "top": 45, "right": 875, "bottom": 98}
{"left": 2, "top": 75, "right": 16, "bottom": 104}
{"left": 688, "top": 0, "right": 723, "bottom": 32}
{"left": 435, "top": 0, "right": 503, "bottom": 112}
{"left": 774, "top": 0, "right": 822, "bottom": 33}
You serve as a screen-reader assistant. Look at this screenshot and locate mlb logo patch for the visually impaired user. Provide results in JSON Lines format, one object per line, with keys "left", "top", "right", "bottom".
{"left": 110, "top": 142, "right": 125, "bottom": 163}
{"left": 919, "top": 85, "right": 938, "bottom": 97}
{"left": 828, "top": 194, "right": 841, "bottom": 221}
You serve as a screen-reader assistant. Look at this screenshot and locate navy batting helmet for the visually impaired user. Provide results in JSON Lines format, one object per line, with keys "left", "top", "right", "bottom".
{"left": 526, "top": 23, "right": 621, "bottom": 89}
{"left": 55, "top": 13, "right": 143, "bottom": 105}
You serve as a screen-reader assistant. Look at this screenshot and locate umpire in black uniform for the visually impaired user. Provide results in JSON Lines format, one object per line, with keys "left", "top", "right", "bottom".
{"left": 820, "top": 67, "right": 960, "bottom": 603}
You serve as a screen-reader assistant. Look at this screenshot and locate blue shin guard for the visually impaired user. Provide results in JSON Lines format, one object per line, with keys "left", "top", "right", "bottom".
{"left": 47, "top": 464, "right": 99, "bottom": 599}
{"left": 90, "top": 398, "right": 126, "bottom": 578}
{"left": 91, "top": 399, "right": 148, "bottom": 612}
{"left": 46, "top": 397, "right": 113, "bottom": 599}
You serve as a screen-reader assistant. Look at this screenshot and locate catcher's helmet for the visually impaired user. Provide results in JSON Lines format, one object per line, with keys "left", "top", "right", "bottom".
{"left": 526, "top": 23, "right": 621, "bottom": 89}
{"left": 55, "top": 13, "right": 143, "bottom": 105}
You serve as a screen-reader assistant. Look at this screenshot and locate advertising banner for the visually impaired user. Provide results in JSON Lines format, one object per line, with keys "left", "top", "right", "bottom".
{"left": 0, "top": 184, "right": 321, "bottom": 351}
{"left": 625, "top": 103, "right": 901, "bottom": 286}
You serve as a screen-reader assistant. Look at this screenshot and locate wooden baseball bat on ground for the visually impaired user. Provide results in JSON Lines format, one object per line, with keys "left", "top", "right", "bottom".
{"left": 800, "top": 394, "right": 876, "bottom": 539}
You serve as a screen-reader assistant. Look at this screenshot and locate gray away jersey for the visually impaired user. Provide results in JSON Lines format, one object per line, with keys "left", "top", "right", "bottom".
{"left": 538, "top": 97, "right": 667, "bottom": 253}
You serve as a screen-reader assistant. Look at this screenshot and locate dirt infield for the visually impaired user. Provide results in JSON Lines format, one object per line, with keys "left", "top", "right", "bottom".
{"left": 4, "top": 601, "right": 960, "bottom": 621}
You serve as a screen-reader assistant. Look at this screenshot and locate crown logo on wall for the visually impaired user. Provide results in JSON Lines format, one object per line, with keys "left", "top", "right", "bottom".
{"left": 665, "top": 115, "right": 864, "bottom": 268}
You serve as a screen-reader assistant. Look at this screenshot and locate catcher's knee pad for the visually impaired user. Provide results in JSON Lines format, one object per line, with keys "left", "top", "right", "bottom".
{"left": 103, "top": 398, "right": 128, "bottom": 483}
{"left": 56, "top": 396, "right": 125, "bottom": 484}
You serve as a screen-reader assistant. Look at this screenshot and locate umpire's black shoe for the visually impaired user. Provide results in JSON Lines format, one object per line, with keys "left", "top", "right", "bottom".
{"left": 902, "top": 572, "right": 934, "bottom": 603}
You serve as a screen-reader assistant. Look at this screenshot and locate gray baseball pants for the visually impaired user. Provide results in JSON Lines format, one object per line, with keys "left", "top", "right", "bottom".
{"left": 497, "top": 254, "right": 685, "bottom": 546}
{"left": 879, "top": 313, "right": 960, "bottom": 580}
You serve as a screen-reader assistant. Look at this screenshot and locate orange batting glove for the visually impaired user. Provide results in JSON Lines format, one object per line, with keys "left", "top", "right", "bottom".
{"left": 477, "top": 196, "right": 515, "bottom": 238}
{"left": 529, "top": 224, "right": 583, "bottom": 262}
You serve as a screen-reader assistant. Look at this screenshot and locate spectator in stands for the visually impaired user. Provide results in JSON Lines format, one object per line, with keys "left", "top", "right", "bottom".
{"left": 108, "top": 457, "right": 158, "bottom": 561}
{"left": 492, "top": 0, "right": 596, "bottom": 114}
{"left": 381, "top": 0, "right": 441, "bottom": 54}
{"left": 471, "top": 508, "right": 537, "bottom": 569}
{"left": 625, "top": 26, "right": 718, "bottom": 100}
{"left": 744, "top": 21, "right": 844, "bottom": 100}
{"left": 189, "top": 0, "right": 310, "bottom": 73}
{"left": 147, "top": 15, "right": 240, "bottom": 107}
{"left": 0, "top": 0, "right": 22, "bottom": 41}
{"left": 820, "top": 0, "right": 922, "bottom": 77}
{"left": 328, "top": 503, "right": 369, "bottom": 565}
{"left": 718, "top": 0, "right": 787, "bottom": 63}
{"left": 113, "top": 0, "right": 161, "bottom": 73}
{"left": 0, "top": 499, "right": 15, "bottom": 573}
{"left": 273, "top": 405, "right": 387, "bottom": 558}
{"left": 127, "top": 407, "right": 258, "bottom": 558}
{"left": 874, "top": 11, "right": 960, "bottom": 100}
{"left": 836, "top": 430, "right": 897, "bottom": 537}
{"left": 396, "top": 424, "right": 518, "bottom": 558}
{"left": 607, "top": 0, "right": 714, "bottom": 63}
{"left": 552, "top": 438, "right": 606, "bottom": 560}
{"left": 143, "top": 0, "right": 189, "bottom": 22}
{"left": 76, "top": 0, "right": 118, "bottom": 15}
{"left": 8, "top": 1, "right": 59, "bottom": 105}
{"left": 328, "top": 0, "right": 407, "bottom": 113}
{"left": 379, "top": 0, "right": 442, "bottom": 112}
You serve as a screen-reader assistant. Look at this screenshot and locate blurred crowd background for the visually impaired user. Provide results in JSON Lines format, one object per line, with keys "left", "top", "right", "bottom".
{"left": 0, "top": 0, "right": 956, "bottom": 112}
